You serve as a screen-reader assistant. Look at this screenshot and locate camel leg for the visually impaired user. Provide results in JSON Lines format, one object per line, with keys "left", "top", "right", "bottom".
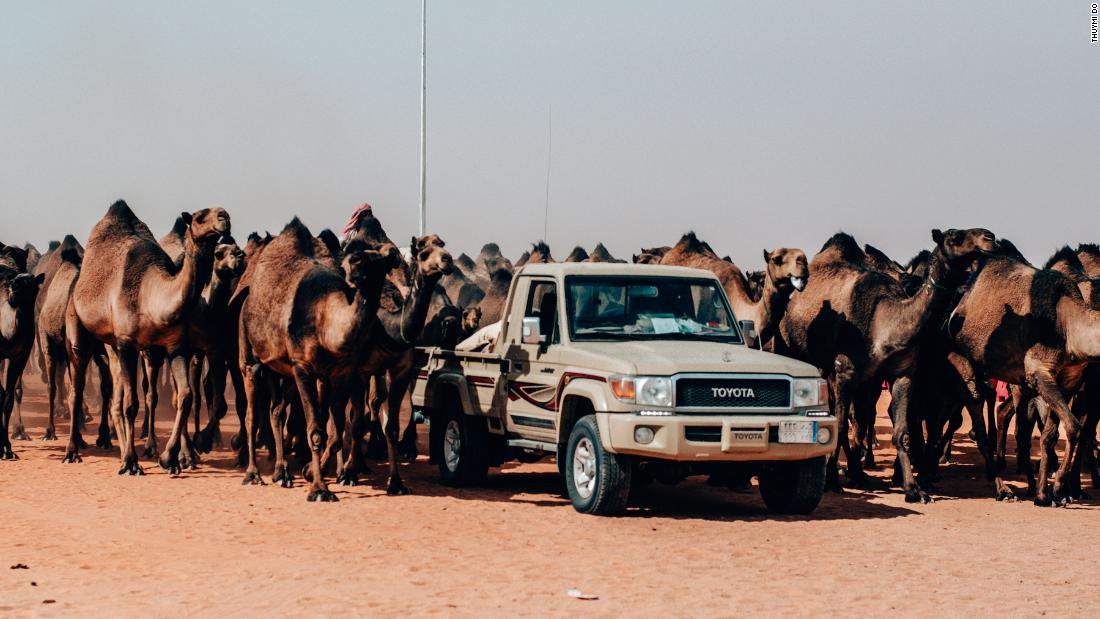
{"left": 43, "top": 352, "right": 61, "bottom": 441}
{"left": 110, "top": 347, "right": 143, "bottom": 475}
{"left": 381, "top": 368, "right": 413, "bottom": 496}
{"left": 937, "top": 409, "right": 962, "bottom": 466}
{"left": 365, "top": 373, "right": 388, "bottom": 460}
{"left": 139, "top": 355, "right": 150, "bottom": 439}
{"left": 240, "top": 362, "right": 265, "bottom": 485}
{"left": 888, "top": 376, "right": 931, "bottom": 503}
{"left": 188, "top": 355, "right": 204, "bottom": 447}
{"left": 1033, "top": 401, "right": 1059, "bottom": 506}
{"left": 291, "top": 366, "right": 336, "bottom": 502}
{"left": 321, "top": 382, "right": 348, "bottom": 479}
{"left": 158, "top": 354, "right": 196, "bottom": 475}
{"left": 0, "top": 374, "right": 11, "bottom": 460}
{"left": 267, "top": 374, "right": 291, "bottom": 486}
{"left": 994, "top": 396, "right": 1016, "bottom": 474}
{"left": 1017, "top": 397, "right": 1039, "bottom": 495}
{"left": 338, "top": 377, "right": 372, "bottom": 486}
{"left": 92, "top": 354, "right": 113, "bottom": 449}
{"left": 961, "top": 388, "right": 1012, "bottom": 500}
{"left": 196, "top": 355, "right": 228, "bottom": 453}
{"left": 1032, "top": 373, "right": 1081, "bottom": 505}
{"left": 8, "top": 375, "right": 29, "bottom": 441}
{"left": 61, "top": 318, "right": 93, "bottom": 464}
{"left": 228, "top": 359, "right": 248, "bottom": 452}
{"left": 140, "top": 352, "right": 163, "bottom": 458}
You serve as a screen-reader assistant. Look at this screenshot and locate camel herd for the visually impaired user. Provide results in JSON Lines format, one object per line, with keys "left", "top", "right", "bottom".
{"left": 2, "top": 201, "right": 1100, "bottom": 507}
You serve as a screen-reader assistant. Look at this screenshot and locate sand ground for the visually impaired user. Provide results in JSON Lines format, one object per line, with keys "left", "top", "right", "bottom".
{"left": 2, "top": 376, "right": 1099, "bottom": 618}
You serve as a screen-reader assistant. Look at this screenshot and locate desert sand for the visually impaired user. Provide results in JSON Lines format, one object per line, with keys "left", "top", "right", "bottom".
{"left": 2, "top": 376, "right": 1099, "bottom": 618}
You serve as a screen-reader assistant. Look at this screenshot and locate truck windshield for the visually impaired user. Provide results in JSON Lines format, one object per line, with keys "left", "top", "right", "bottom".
{"left": 565, "top": 276, "right": 742, "bottom": 343}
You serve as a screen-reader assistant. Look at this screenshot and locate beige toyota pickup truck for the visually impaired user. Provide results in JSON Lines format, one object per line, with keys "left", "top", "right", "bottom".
{"left": 411, "top": 263, "right": 836, "bottom": 515}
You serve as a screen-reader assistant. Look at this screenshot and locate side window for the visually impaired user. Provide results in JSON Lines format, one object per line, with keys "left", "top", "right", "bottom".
{"left": 523, "top": 280, "right": 560, "bottom": 345}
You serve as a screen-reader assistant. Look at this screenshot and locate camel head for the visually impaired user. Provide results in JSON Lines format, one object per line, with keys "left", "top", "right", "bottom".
{"left": 213, "top": 236, "right": 246, "bottom": 281}
{"left": 763, "top": 248, "right": 808, "bottom": 292}
{"left": 932, "top": 228, "right": 998, "bottom": 266}
{"left": 461, "top": 306, "right": 482, "bottom": 336}
{"left": 411, "top": 234, "right": 454, "bottom": 278}
{"left": 0, "top": 243, "right": 29, "bottom": 272}
{"left": 342, "top": 240, "right": 401, "bottom": 291}
{"left": 5, "top": 272, "right": 44, "bottom": 307}
{"left": 528, "top": 241, "right": 554, "bottom": 264}
{"left": 184, "top": 207, "right": 232, "bottom": 243}
{"left": 633, "top": 245, "right": 669, "bottom": 264}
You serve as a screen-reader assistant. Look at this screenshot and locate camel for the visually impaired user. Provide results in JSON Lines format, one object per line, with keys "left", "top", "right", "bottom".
{"left": 864, "top": 245, "right": 921, "bottom": 296}
{"left": 659, "top": 232, "right": 808, "bottom": 349}
{"left": 514, "top": 250, "right": 531, "bottom": 268}
{"left": 778, "top": 229, "right": 999, "bottom": 502}
{"left": 564, "top": 246, "right": 589, "bottom": 262}
{"left": 524, "top": 241, "right": 554, "bottom": 264}
{"left": 474, "top": 243, "right": 512, "bottom": 287}
{"left": 467, "top": 265, "right": 512, "bottom": 325}
{"left": 23, "top": 243, "right": 42, "bottom": 274}
{"left": 235, "top": 219, "right": 398, "bottom": 500}
{"left": 63, "top": 201, "right": 230, "bottom": 475}
{"left": 633, "top": 245, "right": 670, "bottom": 264}
{"left": 187, "top": 236, "right": 248, "bottom": 454}
{"left": 454, "top": 253, "right": 477, "bottom": 279}
{"left": 0, "top": 257, "right": 43, "bottom": 459}
{"left": 744, "top": 270, "right": 765, "bottom": 302}
{"left": 947, "top": 248, "right": 1100, "bottom": 505}
{"left": 36, "top": 237, "right": 114, "bottom": 445}
{"left": 586, "top": 242, "right": 624, "bottom": 263}
{"left": 343, "top": 210, "right": 454, "bottom": 471}
{"left": 441, "top": 263, "right": 477, "bottom": 305}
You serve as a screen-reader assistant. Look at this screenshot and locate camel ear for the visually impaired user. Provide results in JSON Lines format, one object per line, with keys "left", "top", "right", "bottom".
{"left": 180, "top": 212, "right": 193, "bottom": 226}
{"left": 34, "top": 273, "right": 45, "bottom": 285}
{"left": 763, "top": 249, "right": 771, "bottom": 263}
{"left": 932, "top": 229, "right": 944, "bottom": 244}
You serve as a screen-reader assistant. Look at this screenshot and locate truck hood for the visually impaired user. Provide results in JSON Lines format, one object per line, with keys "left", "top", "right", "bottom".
{"left": 565, "top": 341, "right": 821, "bottom": 378}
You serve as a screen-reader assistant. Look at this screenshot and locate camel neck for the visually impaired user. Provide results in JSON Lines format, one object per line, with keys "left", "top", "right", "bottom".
{"left": 874, "top": 248, "right": 962, "bottom": 350}
{"left": 154, "top": 231, "right": 214, "bottom": 326}
{"left": 1059, "top": 296, "right": 1100, "bottom": 360}
{"left": 754, "top": 279, "right": 792, "bottom": 345}
{"left": 391, "top": 267, "right": 440, "bottom": 347}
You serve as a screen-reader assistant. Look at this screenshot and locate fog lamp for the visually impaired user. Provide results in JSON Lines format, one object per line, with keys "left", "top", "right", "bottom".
{"left": 634, "top": 426, "right": 656, "bottom": 444}
{"left": 817, "top": 427, "right": 832, "bottom": 445}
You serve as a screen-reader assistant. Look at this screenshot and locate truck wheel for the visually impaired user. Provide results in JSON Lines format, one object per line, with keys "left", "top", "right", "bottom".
{"left": 437, "top": 404, "right": 489, "bottom": 486}
{"left": 758, "top": 456, "right": 826, "bottom": 515}
{"left": 565, "top": 416, "right": 631, "bottom": 515}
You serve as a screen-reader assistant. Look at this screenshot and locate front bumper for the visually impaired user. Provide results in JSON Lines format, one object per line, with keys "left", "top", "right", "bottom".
{"left": 600, "top": 412, "right": 837, "bottom": 462}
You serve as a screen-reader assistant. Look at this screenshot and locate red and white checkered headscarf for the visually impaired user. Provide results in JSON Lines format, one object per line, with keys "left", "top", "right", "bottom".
{"left": 341, "top": 203, "right": 374, "bottom": 238}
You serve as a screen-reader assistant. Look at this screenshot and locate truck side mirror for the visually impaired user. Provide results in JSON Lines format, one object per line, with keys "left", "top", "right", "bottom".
{"left": 740, "top": 319, "right": 759, "bottom": 349}
{"left": 522, "top": 317, "right": 543, "bottom": 345}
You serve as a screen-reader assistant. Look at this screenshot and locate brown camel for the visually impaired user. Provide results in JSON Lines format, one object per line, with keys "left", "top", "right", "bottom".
{"left": 514, "top": 250, "right": 531, "bottom": 268}
{"left": 947, "top": 248, "right": 1100, "bottom": 505}
{"left": 778, "top": 229, "right": 999, "bottom": 502}
{"left": 468, "top": 264, "right": 512, "bottom": 325}
{"left": 36, "top": 237, "right": 113, "bottom": 445}
{"left": 63, "top": 201, "right": 230, "bottom": 474}
{"left": 586, "top": 243, "right": 624, "bottom": 263}
{"left": 0, "top": 255, "right": 43, "bottom": 459}
{"left": 474, "top": 243, "right": 512, "bottom": 287}
{"left": 454, "top": 253, "right": 477, "bottom": 279}
{"left": 659, "top": 232, "right": 808, "bottom": 349}
{"left": 236, "top": 219, "right": 398, "bottom": 500}
{"left": 564, "top": 246, "right": 589, "bottom": 262}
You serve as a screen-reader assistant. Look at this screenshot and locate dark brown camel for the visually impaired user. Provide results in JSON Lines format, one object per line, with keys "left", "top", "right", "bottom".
{"left": 188, "top": 237, "right": 248, "bottom": 454}
{"left": 0, "top": 255, "right": 43, "bottom": 459}
{"left": 524, "top": 241, "right": 554, "bottom": 265}
{"left": 778, "top": 229, "right": 999, "bottom": 502}
{"left": 660, "top": 232, "right": 808, "bottom": 349}
{"left": 454, "top": 253, "right": 477, "bottom": 279}
{"left": 64, "top": 201, "right": 230, "bottom": 474}
{"left": 235, "top": 219, "right": 397, "bottom": 500}
{"left": 947, "top": 249, "right": 1100, "bottom": 505}
{"left": 564, "top": 246, "right": 589, "bottom": 262}
{"left": 633, "top": 245, "right": 670, "bottom": 264}
{"left": 467, "top": 265, "right": 512, "bottom": 325}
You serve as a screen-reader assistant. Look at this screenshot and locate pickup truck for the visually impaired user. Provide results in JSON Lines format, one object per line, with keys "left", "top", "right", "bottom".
{"left": 411, "top": 262, "right": 836, "bottom": 515}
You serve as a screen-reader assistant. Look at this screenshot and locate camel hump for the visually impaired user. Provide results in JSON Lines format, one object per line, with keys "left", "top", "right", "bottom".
{"left": 106, "top": 199, "right": 136, "bottom": 221}
{"left": 47, "top": 239, "right": 61, "bottom": 252}
{"left": 479, "top": 242, "right": 501, "bottom": 256}
{"left": 1044, "top": 245, "right": 1084, "bottom": 273}
{"left": 280, "top": 217, "right": 316, "bottom": 256}
{"left": 818, "top": 232, "right": 865, "bottom": 264}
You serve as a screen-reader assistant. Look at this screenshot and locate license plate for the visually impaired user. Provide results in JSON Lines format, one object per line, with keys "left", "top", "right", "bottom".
{"left": 778, "top": 420, "right": 817, "bottom": 444}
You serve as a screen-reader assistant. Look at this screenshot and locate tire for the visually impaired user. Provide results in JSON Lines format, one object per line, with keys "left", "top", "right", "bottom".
{"left": 437, "top": 400, "right": 489, "bottom": 486}
{"left": 564, "top": 415, "right": 632, "bottom": 515}
{"left": 758, "top": 456, "right": 827, "bottom": 515}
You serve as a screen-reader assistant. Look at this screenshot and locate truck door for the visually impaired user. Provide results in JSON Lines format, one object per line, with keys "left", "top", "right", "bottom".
{"left": 503, "top": 278, "right": 563, "bottom": 441}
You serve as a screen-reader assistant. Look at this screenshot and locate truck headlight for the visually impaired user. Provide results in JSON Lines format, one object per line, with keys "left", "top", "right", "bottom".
{"left": 610, "top": 376, "right": 672, "bottom": 407}
{"left": 792, "top": 378, "right": 828, "bottom": 407}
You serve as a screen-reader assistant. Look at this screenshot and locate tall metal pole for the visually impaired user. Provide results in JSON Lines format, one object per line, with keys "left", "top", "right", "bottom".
{"left": 418, "top": 0, "right": 427, "bottom": 236}
{"left": 543, "top": 104, "right": 552, "bottom": 244}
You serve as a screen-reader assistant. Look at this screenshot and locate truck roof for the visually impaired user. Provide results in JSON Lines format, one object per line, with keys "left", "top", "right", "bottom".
{"left": 515, "top": 262, "right": 719, "bottom": 279}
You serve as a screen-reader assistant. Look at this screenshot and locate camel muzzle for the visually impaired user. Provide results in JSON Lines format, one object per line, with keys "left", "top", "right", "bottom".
{"left": 791, "top": 276, "right": 806, "bottom": 291}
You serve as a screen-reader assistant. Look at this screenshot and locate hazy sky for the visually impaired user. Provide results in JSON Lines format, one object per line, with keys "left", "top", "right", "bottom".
{"left": 1, "top": 2, "right": 1098, "bottom": 268}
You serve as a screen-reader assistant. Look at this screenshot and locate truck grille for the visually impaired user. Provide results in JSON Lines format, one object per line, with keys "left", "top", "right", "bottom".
{"left": 684, "top": 426, "right": 782, "bottom": 443}
{"left": 675, "top": 377, "right": 791, "bottom": 409}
